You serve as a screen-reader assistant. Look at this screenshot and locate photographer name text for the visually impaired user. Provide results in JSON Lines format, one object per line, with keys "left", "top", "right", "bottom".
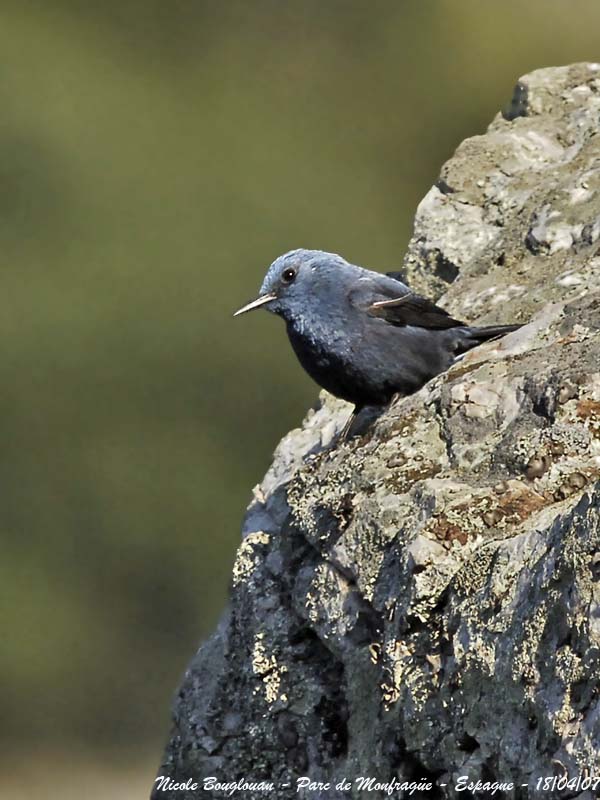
{"left": 155, "top": 772, "right": 600, "bottom": 796}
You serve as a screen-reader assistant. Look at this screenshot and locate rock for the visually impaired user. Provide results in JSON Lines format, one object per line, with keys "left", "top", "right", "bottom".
{"left": 152, "top": 64, "right": 600, "bottom": 800}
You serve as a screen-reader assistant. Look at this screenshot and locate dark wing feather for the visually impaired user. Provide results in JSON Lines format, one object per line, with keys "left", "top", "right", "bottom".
{"left": 367, "top": 292, "right": 465, "bottom": 330}
{"left": 385, "top": 269, "right": 409, "bottom": 284}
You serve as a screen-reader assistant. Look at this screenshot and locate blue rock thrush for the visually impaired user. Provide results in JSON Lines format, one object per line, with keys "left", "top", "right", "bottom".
{"left": 234, "top": 249, "right": 521, "bottom": 436}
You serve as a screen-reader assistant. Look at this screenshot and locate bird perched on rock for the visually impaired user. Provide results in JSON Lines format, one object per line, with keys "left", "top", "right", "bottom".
{"left": 234, "top": 249, "right": 520, "bottom": 436}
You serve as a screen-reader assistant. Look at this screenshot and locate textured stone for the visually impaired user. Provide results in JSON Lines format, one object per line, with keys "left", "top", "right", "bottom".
{"left": 153, "top": 64, "right": 600, "bottom": 800}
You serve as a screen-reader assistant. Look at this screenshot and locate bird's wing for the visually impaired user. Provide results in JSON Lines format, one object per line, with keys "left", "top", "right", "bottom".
{"left": 360, "top": 282, "right": 465, "bottom": 330}
{"left": 385, "top": 270, "right": 408, "bottom": 284}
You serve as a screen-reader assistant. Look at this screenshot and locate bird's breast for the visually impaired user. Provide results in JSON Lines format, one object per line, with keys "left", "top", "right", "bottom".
{"left": 285, "top": 321, "right": 377, "bottom": 405}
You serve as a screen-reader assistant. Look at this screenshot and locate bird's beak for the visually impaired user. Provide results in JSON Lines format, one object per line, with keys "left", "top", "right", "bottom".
{"left": 233, "top": 292, "right": 277, "bottom": 317}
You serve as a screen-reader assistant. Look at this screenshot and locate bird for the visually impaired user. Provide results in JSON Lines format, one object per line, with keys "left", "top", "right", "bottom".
{"left": 234, "top": 249, "right": 521, "bottom": 437}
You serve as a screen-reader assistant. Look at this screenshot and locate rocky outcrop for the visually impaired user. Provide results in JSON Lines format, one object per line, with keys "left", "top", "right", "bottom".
{"left": 153, "top": 64, "right": 600, "bottom": 800}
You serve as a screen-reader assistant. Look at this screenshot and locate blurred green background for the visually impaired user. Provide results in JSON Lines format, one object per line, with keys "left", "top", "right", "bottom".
{"left": 2, "top": 1, "right": 599, "bottom": 796}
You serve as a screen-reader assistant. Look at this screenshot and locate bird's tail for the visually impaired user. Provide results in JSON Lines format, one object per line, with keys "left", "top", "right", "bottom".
{"left": 455, "top": 323, "right": 522, "bottom": 356}
{"left": 468, "top": 323, "right": 522, "bottom": 342}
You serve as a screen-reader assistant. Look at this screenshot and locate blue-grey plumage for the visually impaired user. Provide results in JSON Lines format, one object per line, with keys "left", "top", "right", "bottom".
{"left": 234, "top": 249, "right": 521, "bottom": 411}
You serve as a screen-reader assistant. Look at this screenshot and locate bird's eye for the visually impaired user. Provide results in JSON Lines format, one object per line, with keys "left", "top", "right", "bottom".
{"left": 281, "top": 268, "right": 296, "bottom": 284}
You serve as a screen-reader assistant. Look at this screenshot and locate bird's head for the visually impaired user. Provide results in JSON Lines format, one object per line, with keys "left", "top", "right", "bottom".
{"left": 234, "top": 249, "right": 350, "bottom": 322}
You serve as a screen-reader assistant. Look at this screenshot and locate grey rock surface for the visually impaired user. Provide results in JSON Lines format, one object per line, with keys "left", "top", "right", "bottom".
{"left": 153, "top": 64, "right": 600, "bottom": 800}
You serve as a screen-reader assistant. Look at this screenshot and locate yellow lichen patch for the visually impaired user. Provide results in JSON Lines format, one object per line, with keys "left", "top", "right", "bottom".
{"left": 369, "top": 642, "right": 382, "bottom": 664}
{"left": 379, "top": 639, "right": 432, "bottom": 712}
{"left": 379, "top": 640, "right": 439, "bottom": 711}
{"left": 304, "top": 562, "right": 352, "bottom": 631}
{"left": 379, "top": 640, "right": 409, "bottom": 709}
{"left": 381, "top": 681, "right": 400, "bottom": 707}
{"left": 452, "top": 547, "right": 496, "bottom": 596}
{"left": 511, "top": 604, "right": 549, "bottom": 694}
{"left": 232, "top": 531, "right": 270, "bottom": 587}
{"left": 251, "top": 632, "right": 288, "bottom": 705}
{"left": 304, "top": 588, "right": 319, "bottom": 624}
{"left": 550, "top": 648, "right": 584, "bottom": 734}
{"left": 453, "top": 630, "right": 496, "bottom": 676}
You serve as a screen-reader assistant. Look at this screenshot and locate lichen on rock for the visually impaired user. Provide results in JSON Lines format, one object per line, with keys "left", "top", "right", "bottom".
{"left": 153, "top": 64, "right": 600, "bottom": 800}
